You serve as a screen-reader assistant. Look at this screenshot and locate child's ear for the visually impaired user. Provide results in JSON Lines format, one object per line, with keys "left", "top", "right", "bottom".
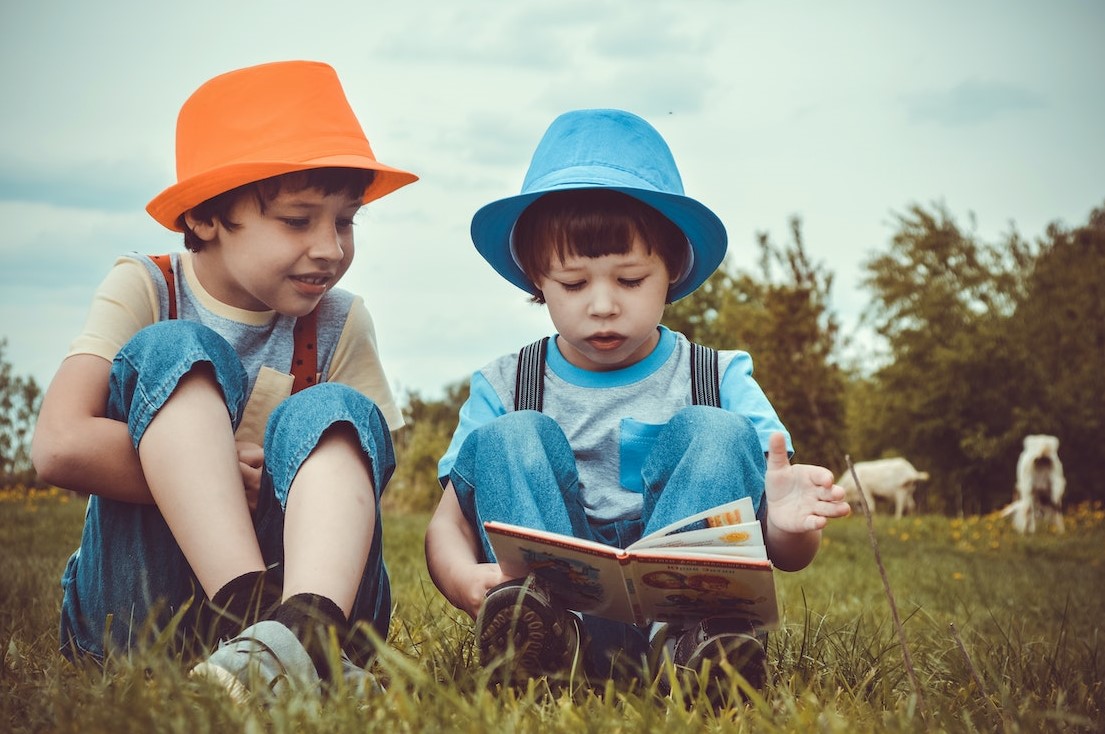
{"left": 183, "top": 211, "right": 218, "bottom": 242}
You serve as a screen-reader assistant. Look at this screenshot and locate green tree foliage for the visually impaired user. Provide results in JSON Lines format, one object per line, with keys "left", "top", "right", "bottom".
{"left": 1007, "top": 205, "right": 1105, "bottom": 505}
{"left": 0, "top": 339, "right": 42, "bottom": 487}
{"left": 665, "top": 217, "right": 847, "bottom": 471}
{"left": 385, "top": 380, "right": 468, "bottom": 513}
{"left": 852, "top": 201, "right": 1105, "bottom": 515}
{"left": 851, "top": 203, "right": 1027, "bottom": 514}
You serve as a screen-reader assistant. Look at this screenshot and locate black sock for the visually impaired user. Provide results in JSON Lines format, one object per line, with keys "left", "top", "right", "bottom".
{"left": 206, "top": 570, "right": 281, "bottom": 644}
{"left": 268, "top": 592, "right": 349, "bottom": 681}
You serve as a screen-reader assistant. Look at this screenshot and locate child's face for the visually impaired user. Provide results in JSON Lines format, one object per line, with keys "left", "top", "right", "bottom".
{"left": 536, "top": 236, "right": 674, "bottom": 371}
{"left": 189, "top": 186, "right": 362, "bottom": 315}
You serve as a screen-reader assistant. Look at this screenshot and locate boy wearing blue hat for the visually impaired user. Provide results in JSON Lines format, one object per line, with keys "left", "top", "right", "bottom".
{"left": 425, "top": 109, "right": 851, "bottom": 695}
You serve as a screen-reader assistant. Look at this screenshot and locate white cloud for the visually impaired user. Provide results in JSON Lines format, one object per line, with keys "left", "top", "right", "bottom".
{"left": 904, "top": 80, "right": 1046, "bottom": 126}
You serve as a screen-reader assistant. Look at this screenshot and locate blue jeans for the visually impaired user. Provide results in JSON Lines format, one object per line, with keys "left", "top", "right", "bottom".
{"left": 448, "top": 407, "right": 767, "bottom": 675}
{"left": 59, "top": 321, "right": 394, "bottom": 662}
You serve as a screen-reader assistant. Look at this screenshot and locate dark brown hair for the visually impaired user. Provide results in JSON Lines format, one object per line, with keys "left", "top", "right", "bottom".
{"left": 179, "top": 167, "right": 376, "bottom": 252}
{"left": 512, "top": 189, "right": 689, "bottom": 303}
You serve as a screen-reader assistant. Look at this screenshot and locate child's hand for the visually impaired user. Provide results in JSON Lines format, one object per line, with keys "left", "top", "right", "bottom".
{"left": 236, "top": 441, "right": 264, "bottom": 511}
{"left": 458, "top": 563, "right": 512, "bottom": 619}
{"left": 764, "top": 431, "right": 850, "bottom": 534}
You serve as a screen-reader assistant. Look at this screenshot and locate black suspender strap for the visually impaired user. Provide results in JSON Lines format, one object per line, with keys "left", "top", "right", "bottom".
{"left": 514, "top": 337, "right": 550, "bottom": 412}
{"left": 690, "top": 342, "right": 721, "bottom": 408}
{"left": 513, "top": 336, "right": 720, "bottom": 411}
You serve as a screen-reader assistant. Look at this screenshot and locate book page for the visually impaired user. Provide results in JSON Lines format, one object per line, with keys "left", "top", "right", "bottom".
{"left": 626, "top": 551, "right": 779, "bottom": 629}
{"left": 484, "top": 521, "right": 637, "bottom": 623}
{"left": 632, "top": 496, "right": 757, "bottom": 545}
{"left": 628, "top": 518, "right": 764, "bottom": 556}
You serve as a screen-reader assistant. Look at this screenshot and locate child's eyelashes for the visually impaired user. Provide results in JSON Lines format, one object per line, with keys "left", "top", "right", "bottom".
{"left": 555, "top": 277, "right": 646, "bottom": 291}
{"left": 278, "top": 217, "right": 357, "bottom": 230}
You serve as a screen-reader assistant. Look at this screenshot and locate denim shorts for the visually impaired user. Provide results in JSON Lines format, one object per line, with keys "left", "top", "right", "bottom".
{"left": 59, "top": 321, "right": 394, "bottom": 661}
{"left": 447, "top": 407, "right": 767, "bottom": 675}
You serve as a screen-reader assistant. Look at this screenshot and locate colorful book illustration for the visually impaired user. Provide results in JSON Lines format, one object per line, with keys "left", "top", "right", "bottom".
{"left": 485, "top": 496, "right": 778, "bottom": 628}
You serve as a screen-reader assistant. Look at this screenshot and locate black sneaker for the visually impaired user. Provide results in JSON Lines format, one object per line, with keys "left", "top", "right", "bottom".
{"left": 656, "top": 616, "right": 767, "bottom": 703}
{"left": 475, "top": 576, "right": 584, "bottom": 683}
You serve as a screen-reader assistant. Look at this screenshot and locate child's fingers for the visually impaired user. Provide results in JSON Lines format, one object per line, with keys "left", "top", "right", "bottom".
{"left": 766, "top": 431, "right": 789, "bottom": 470}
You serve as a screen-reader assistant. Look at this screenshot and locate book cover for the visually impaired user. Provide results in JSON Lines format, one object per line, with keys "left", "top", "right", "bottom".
{"left": 484, "top": 497, "right": 778, "bottom": 627}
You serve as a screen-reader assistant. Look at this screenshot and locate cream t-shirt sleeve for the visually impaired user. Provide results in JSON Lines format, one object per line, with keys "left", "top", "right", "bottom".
{"left": 327, "top": 296, "right": 405, "bottom": 432}
{"left": 67, "top": 257, "right": 159, "bottom": 363}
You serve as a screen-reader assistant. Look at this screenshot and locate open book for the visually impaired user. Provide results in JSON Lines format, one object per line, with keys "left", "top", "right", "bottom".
{"left": 485, "top": 497, "right": 778, "bottom": 629}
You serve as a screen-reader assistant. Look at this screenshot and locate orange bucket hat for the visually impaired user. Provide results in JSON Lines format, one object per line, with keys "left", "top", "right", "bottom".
{"left": 146, "top": 60, "right": 418, "bottom": 231}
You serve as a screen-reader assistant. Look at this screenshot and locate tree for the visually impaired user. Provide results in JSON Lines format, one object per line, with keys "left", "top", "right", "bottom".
{"left": 1007, "top": 204, "right": 1105, "bottom": 505}
{"left": 666, "top": 217, "right": 847, "bottom": 471}
{"left": 853, "top": 202, "right": 1038, "bottom": 514}
{"left": 0, "top": 339, "right": 42, "bottom": 488}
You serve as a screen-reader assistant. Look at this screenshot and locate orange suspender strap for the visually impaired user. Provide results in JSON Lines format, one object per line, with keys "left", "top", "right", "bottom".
{"left": 290, "top": 306, "right": 319, "bottom": 393}
{"left": 148, "top": 254, "right": 177, "bottom": 320}
{"left": 146, "top": 254, "right": 319, "bottom": 393}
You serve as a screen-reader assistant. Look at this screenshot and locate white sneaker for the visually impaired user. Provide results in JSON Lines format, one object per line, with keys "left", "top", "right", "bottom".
{"left": 190, "top": 620, "right": 319, "bottom": 702}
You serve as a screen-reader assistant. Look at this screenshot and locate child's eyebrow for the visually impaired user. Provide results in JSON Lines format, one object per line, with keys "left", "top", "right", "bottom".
{"left": 272, "top": 194, "right": 363, "bottom": 210}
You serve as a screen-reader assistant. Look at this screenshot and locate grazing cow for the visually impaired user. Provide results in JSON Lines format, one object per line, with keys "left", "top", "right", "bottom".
{"left": 1001, "top": 434, "right": 1066, "bottom": 534}
{"left": 838, "top": 458, "right": 930, "bottom": 519}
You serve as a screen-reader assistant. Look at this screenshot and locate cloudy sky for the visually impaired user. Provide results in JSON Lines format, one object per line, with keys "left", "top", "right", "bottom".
{"left": 1, "top": 1, "right": 1101, "bottom": 402}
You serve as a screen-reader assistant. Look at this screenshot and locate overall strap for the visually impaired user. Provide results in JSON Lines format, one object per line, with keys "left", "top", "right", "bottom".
{"left": 514, "top": 337, "right": 549, "bottom": 412}
{"left": 146, "top": 253, "right": 319, "bottom": 394}
{"left": 511, "top": 335, "right": 721, "bottom": 411}
{"left": 148, "top": 254, "right": 177, "bottom": 320}
{"left": 689, "top": 342, "right": 721, "bottom": 408}
{"left": 290, "top": 307, "right": 319, "bottom": 394}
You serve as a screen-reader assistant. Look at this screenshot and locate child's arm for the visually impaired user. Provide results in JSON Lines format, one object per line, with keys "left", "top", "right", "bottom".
{"left": 425, "top": 481, "right": 510, "bottom": 619}
{"left": 31, "top": 354, "right": 156, "bottom": 503}
{"left": 761, "top": 431, "right": 851, "bottom": 572}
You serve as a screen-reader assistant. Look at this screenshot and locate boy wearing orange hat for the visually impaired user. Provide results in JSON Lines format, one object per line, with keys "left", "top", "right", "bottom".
{"left": 32, "top": 60, "right": 417, "bottom": 698}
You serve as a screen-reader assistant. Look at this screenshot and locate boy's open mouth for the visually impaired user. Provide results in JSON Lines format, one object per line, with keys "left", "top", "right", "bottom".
{"left": 290, "top": 273, "right": 333, "bottom": 296}
{"left": 587, "top": 334, "right": 625, "bottom": 351}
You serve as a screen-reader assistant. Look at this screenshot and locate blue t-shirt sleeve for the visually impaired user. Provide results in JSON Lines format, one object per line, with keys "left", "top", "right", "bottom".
{"left": 719, "top": 351, "right": 792, "bottom": 454}
{"left": 437, "top": 370, "right": 508, "bottom": 487}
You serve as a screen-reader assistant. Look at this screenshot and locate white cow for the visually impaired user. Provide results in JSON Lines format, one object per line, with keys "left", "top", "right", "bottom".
{"left": 838, "top": 457, "right": 930, "bottom": 519}
{"left": 1001, "top": 434, "right": 1066, "bottom": 534}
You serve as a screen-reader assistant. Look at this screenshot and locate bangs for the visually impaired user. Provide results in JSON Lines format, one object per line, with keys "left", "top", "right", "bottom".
{"left": 256, "top": 168, "right": 377, "bottom": 202}
{"left": 513, "top": 189, "right": 689, "bottom": 283}
{"left": 541, "top": 201, "right": 639, "bottom": 265}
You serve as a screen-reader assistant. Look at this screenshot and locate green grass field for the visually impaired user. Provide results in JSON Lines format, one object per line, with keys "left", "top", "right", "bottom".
{"left": 2, "top": 488, "right": 1102, "bottom": 733}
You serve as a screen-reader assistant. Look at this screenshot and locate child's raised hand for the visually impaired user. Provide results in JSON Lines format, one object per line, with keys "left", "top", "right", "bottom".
{"left": 763, "top": 431, "right": 850, "bottom": 534}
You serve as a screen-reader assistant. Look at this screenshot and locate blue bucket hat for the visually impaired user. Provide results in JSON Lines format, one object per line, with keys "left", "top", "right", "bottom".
{"left": 470, "top": 108, "right": 728, "bottom": 302}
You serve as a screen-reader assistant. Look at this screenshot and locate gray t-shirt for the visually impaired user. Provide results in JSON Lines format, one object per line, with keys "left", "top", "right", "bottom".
{"left": 439, "top": 326, "right": 789, "bottom": 523}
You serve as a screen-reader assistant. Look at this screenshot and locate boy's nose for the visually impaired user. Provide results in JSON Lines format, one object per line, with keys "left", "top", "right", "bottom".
{"left": 587, "top": 286, "right": 618, "bottom": 317}
{"left": 309, "top": 226, "right": 345, "bottom": 261}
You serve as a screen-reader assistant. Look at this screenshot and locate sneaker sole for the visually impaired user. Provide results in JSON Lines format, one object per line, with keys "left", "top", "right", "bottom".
{"left": 683, "top": 633, "right": 766, "bottom": 694}
{"left": 658, "top": 622, "right": 767, "bottom": 701}
{"left": 478, "top": 603, "right": 549, "bottom": 677}
{"left": 476, "top": 579, "right": 583, "bottom": 681}
{"left": 190, "top": 660, "right": 251, "bottom": 704}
